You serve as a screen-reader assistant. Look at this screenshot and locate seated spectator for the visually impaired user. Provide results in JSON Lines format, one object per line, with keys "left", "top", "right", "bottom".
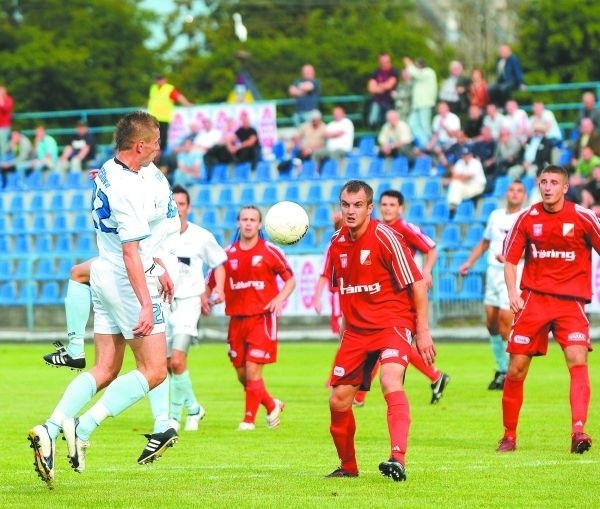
{"left": 490, "top": 127, "right": 523, "bottom": 178}
{"left": 482, "top": 103, "right": 505, "bottom": 141}
{"left": 445, "top": 145, "right": 486, "bottom": 219}
{"left": 576, "top": 91, "right": 600, "bottom": 130}
{"left": 376, "top": 109, "right": 414, "bottom": 162}
{"left": 528, "top": 101, "right": 562, "bottom": 146}
{"left": 507, "top": 121, "right": 552, "bottom": 180}
{"left": 502, "top": 99, "right": 529, "bottom": 145}
{"left": 367, "top": 52, "right": 399, "bottom": 129}
{"left": 173, "top": 138, "right": 203, "bottom": 186}
{"left": 471, "top": 126, "right": 497, "bottom": 192}
{"left": 25, "top": 124, "right": 58, "bottom": 174}
{"left": 0, "top": 129, "right": 33, "bottom": 184}
{"left": 423, "top": 100, "right": 461, "bottom": 166}
{"left": 193, "top": 118, "right": 222, "bottom": 154}
{"left": 488, "top": 44, "right": 525, "bottom": 107}
{"left": 203, "top": 111, "right": 261, "bottom": 177}
{"left": 571, "top": 118, "right": 600, "bottom": 168}
{"left": 312, "top": 105, "right": 354, "bottom": 172}
{"left": 580, "top": 165, "right": 600, "bottom": 214}
{"left": 438, "top": 60, "right": 469, "bottom": 116}
{"left": 295, "top": 110, "right": 327, "bottom": 160}
{"left": 58, "top": 120, "right": 96, "bottom": 173}
{"left": 442, "top": 130, "right": 470, "bottom": 167}
{"left": 464, "top": 104, "right": 484, "bottom": 140}
{"left": 571, "top": 146, "right": 600, "bottom": 189}
{"left": 469, "top": 67, "right": 489, "bottom": 109}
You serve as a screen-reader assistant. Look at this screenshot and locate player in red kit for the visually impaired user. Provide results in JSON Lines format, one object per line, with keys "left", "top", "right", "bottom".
{"left": 206, "top": 205, "right": 295, "bottom": 431}
{"left": 353, "top": 190, "right": 450, "bottom": 406}
{"left": 498, "top": 165, "right": 600, "bottom": 454}
{"left": 325, "top": 180, "right": 436, "bottom": 481}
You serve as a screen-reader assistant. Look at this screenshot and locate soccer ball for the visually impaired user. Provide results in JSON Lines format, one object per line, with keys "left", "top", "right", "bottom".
{"left": 264, "top": 201, "right": 310, "bottom": 246}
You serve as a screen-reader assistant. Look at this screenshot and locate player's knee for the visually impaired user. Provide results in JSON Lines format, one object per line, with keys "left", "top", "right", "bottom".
{"left": 170, "top": 355, "right": 186, "bottom": 374}
{"left": 70, "top": 263, "right": 89, "bottom": 283}
{"left": 329, "top": 389, "right": 353, "bottom": 411}
{"left": 146, "top": 367, "right": 168, "bottom": 389}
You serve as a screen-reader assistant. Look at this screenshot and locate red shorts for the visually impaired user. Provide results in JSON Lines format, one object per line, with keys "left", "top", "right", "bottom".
{"left": 329, "top": 326, "right": 413, "bottom": 390}
{"left": 508, "top": 290, "right": 592, "bottom": 356}
{"left": 227, "top": 313, "right": 278, "bottom": 369}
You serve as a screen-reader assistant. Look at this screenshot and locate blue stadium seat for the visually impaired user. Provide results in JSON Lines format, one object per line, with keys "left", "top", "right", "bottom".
{"left": 0, "top": 236, "right": 8, "bottom": 253}
{"left": 453, "top": 200, "right": 476, "bottom": 224}
{"left": 438, "top": 275, "right": 457, "bottom": 300}
{"left": 34, "top": 258, "right": 55, "bottom": 280}
{"left": 217, "top": 187, "right": 234, "bottom": 205}
{"left": 238, "top": 186, "right": 256, "bottom": 205}
{"left": 312, "top": 204, "right": 333, "bottom": 229}
{"left": 305, "top": 184, "right": 324, "bottom": 205}
{"left": 421, "top": 179, "right": 442, "bottom": 201}
{"left": 271, "top": 140, "right": 286, "bottom": 161}
{"left": 55, "top": 233, "right": 73, "bottom": 253}
{"left": 374, "top": 181, "right": 392, "bottom": 200}
{"left": 320, "top": 159, "right": 339, "bottom": 180}
{"left": 343, "top": 158, "right": 361, "bottom": 179}
{"left": 25, "top": 170, "right": 44, "bottom": 190}
{"left": 31, "top": 214, "right": 49, "bottom": 234}
{"left": 412, "top": 156, "right": 433, "bottom": 176}
{"left": 522, "top": 175, "right": 536, "bottom": 195}
{"left": 479, "top": 197, "right": 499, "bottom": 222}
{"left": 27, "top": 193, "right": 46, "bottom": 213}
{"left": 3, "top": 172, "right": 24, "bottom": 191}
{"left": 299, "top": 160, "right": 319, "bottom": 180}
{"left": 558, "top": 147, "right": 572, "bottom": 166}
{"left": 222, "top": 208, "right": 238, "bottom": 232}
{"left": 194, "top": 187, "right": 213, "bottom": 207}
{"left": 48, "top": 192, "right": 66, "bottom": 212}
{"left": 45, "top": 171, "right": 63, "bottom": 190}
{"left": 10, "top": 215, "right": 29, "bottom": 235}
{"left": 56, "top": 257, "right": 74, "bottom": 278}
{"left": 0, "top": 282, "right": 17, "bottom": 304}
{"left": 16, "top": 281, "right": 38, "bottom": 305}
{"left": 200, "top": 210, "right": 218, "bottom": 230}
{"left": 67, "top": 192, "right": 87, "bottom": 211}
{"left": 438, "top": 224, "right": 461, "bottom": 249}
{"left": 0, "top": 260, "right": 12, "bottom": 281}
{"left": 357, "top": 135, "right": 376, "bottom": 157}
{"left": 231, "top": 162, "right": 251, "bottom": 182}
{"left": 50, "top": 214, "right": 70, "bottom": 234}
{"left": 13, "top": 235, "right": 30, "bottom": 253}
{"left": 366, "top": 157, "right": 385, "bottom": 177}
{"left": 14, "top": 258, "right": 33, "bottom": 280}
{"left": 283, "top": 183, "right": 301, "bottom": 202}
{"left": 254, "top": 161, "right": 272, "bottom": 181}
{"left": 0, "top": 216, "right": 7, "bottom": 234}
{"left": 461, "top": 274, "right": 483, "bottom": 300}
{"left": 209, "top": 164, "right": 228, "bottom": 184}
{"left": 38, "top": 281, "right": 61, "bottom": 305}
{"left": 463, "top": 223, "right": 485, "bottom": 249}
{"left": 492, "top": 175, "right": 510, "bottom": 198}
{"left": 390, "top": 156, "right": 409, "bottom": 176}
{"left": 75, "top": 234, "right": 95, "bottom": 253}
{"left": 423, "top": 200, "right": 450, "bottom": 225}
{"left": 8, "top": 194, "right": 25, "bottom": 214}
{"left": 406, "top": 201, "right": 426, "bottom": 224}
{"left": 329, "top": 183, "right": 343, "bottom": 204}
{"left": 64, "top": 171, "right": 85, "bottom": 189}
{"left": 448, "top": 251, "right": 470, "bottom": 272}
{"left": 258, "top": 185, "right": 279, "bottom": 205}
{"left": 420, "top": 224, "right": 436, "bottom": 242}
{"left": 34, "top": 235, "right": 53, "bottom": 253}
{"left": 72, "top": 213, "right": 92, "bottom": 232}
{"left": 400, "top": 180, "right": 417, "bottom": 200}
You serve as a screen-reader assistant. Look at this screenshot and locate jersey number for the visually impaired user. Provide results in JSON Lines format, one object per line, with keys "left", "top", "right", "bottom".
{"left": 153, "top": 303, "right": 165, "bottom": 325}
{"left": 91, "top": 182, "right": 117, "bottom": 233}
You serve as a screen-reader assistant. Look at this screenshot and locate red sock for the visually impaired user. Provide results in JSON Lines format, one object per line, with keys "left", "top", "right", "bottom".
{"left": 330, "top": 409, "right": 358, "bottom": 474}
{"left": 384, "top": 391, "right": 410, "bottom": 466}
{"left": 409, "top": 347, "right": 440, "bottom": 382}
{"left": 244, "top": 379, "right": 263, "bottom": 424}
{"left": 502, "top": 375, "right": 524, "bottom": 439}
{"left": 257, "top": 379, "right": 276, "bottom": 414}
{"left": 569, "top": 365, "right": 590, "bottom": 434}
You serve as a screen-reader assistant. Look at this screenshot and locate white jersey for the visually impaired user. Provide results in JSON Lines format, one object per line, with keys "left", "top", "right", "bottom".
{"left": 92, "top": 158, "right": 152, "bottom": 272}
{"left": 483, "top": 208, "right": 522, "bottom": 267}
{"left": 175, "top": 222, "right": 227, "bottom": 299}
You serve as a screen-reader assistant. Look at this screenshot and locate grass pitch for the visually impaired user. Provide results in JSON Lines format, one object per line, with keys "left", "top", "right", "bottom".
{"left": 1, "top": 340, "right": 598, "bottom": 508}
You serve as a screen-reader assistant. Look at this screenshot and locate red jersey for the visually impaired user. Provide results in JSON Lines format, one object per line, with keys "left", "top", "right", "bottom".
{"left": 214, "top": 238, "right": 294, "bottom": 316}
{"left": 503, "top": 201, "right": 600, "bottom": 302}
{"left": 327, "top": 219, "right": 423, "bottom": 331}
{"left": 387, "top": 218, "right": 436, "bottom": 256}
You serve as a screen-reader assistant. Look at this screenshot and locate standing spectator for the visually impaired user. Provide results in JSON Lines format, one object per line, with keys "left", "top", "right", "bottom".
{"left": 312, "top": 105, "right": 354, "bottom": 172}
{"left": 469, "top": 68, "right": 489, "bottom": 109}
{"left": 376, "top": 109, "right": 414, "bottom": 162}
{"left": 28, "top": 124, "right": 58, "bottom": 174}
{"left": 498, "top": 165, "right": 600, "bottom": 455}
{"left": 502, "top": 99, "right": 529, "bottom": 145}
{"left": 394, "top": 68, "right": 413, "bottom": 120}
{"left": 488, "top": 44, "right": 525, "bottom": 107}
{"left": 58, "top": 120, "right": 97, "bottom": 173}
{"left": 404, "top": 57, "right": 438, "bottom": 147}
{"left": 438, "top": 60, "right": 469, "bottom": 116}
{"left": 1, "top": 129, "right": 32, "bottom": 184}
{"left": 168, "top": 185, "right": 227, "bottom": 431}
{"left": 0, "top": 85, "right": 14, "bottom": 161}
{"left": 367, "top": 53, "right": 399, "bottom": 129}
{"left": 288, "top": 64, "right": 320, "bottom": 127}
{"left": 576, "top": 91, "right": 600, "bottom": 130}
{"left": 147, "top": 74, "right": 191, "bottom": 152}
{"left": 459, "top": 181, "right": 527, "bottom": 390}
{"left": 206, "top": 205, "right": 295, "bottom": 431}
{"left": 482, "top": 103, "right": 506, "bottom": 141}
{"left": 528, "top": 101, "right": 562, "bottom": 146}
{"left": 446, "top": 146, "right": 486, "bottom": 219}
{"left": 324, "top": 180, "right": 435, "bottom": 481}
{"left": 571, "top": 118, "right": 600, "bottom": 168}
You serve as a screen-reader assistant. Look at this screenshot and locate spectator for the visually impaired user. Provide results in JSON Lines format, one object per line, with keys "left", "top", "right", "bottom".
{"left": 438, "top": 60, "right": 469, "bottom": 116}
{"left": 367, "top": 53, "right": 399, "bottom": 129}
{"left": 482, "top": 103, "right": 505, "bottom": 141}
{"left": 469, "top": 67, "right": 489, "bottom": 109}
{"left": 147, "top": 74, "right": 191, "bottom": 152}
{"left": 502, "top": 99, "right": 529, "bottom": 145}
{"left": 471, "top": 126, "right": 497, "bottom": 192}
{"left": 446, "top": 146, "right": 486, "bottom": 219}
{"left": 173, "top": 138, "right": 203, "bottom": 186}
{"left": 528, "top": 101, "right": 562, "bottom": 146}
{"left": 312, "top": 105, "right": 354, "bottom": 172}
{"left": 294, "top": 109, "right": 326, "bottom": 161}
{"left": 376, "top": 109, "right": 414, "bottom": 162}
{"left": 571, "top": 146, "right": 600, "bottom": 191}
{"left": 580, "top": 165, "right": 600, "bottom": 214}
{"left": 394, "top": 68, "right": 413, "bottom": 120}
{"left": 576, "top": 91, "right": 600, "bottom": 130}
{"left": 404, "top": 57, "right": 438, "bottom": 147}
{"left": 0, "top": 129, "right": 33, "bottom": 184}
{"left": 488, "top": 44, "right": 525, "bottom": 107}
{"left": 464, "top": 104, "right": 484, "bottom": 140}
{"left": 0, "top": 85, "right": 14, "bottom": 161}
{"left": 193, "top": 118, "right": 222, "bottom": 155}
{"left": 507, "top": 121, "right": 553, "bottom": 180}
{"left": 58, "top": 120, "right": 97, "bottom": 173}
{"left": 571, "top": 118, "right": 600, "bottom": 167}
{"left": 288, "top": 64, "right": 320, "bottom": 127}
{"left": 490, "top": 127, "right": 523, "bottom": 180}
{"left": 27, "top": 124, "right": 58, "bottom": 174}
{"left": 423, "top": 100, "right": 461, "bottom": 166}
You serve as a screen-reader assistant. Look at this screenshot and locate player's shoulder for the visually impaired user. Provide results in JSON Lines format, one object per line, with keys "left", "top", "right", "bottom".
{"left": 263, "top": 239, "right": 288, "bottom": 259}
{"left": 374, "top": 221, "right": 404, "bottom": 245}
{"left": 574, "top": 203, "right": 600, "bottom": 226}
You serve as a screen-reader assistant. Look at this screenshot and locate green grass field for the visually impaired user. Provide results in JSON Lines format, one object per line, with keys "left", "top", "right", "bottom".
{"left": 1, "top": 340, "right": 598, "bottom": 508}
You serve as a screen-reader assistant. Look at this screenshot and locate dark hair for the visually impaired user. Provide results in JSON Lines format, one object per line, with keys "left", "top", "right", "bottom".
{"left": 379, "top": 189, "right": 404, "bottom": 206}
{"left": 114, "top": 111, "right": 159, "bottom": 151}
{"left": 340, "top": 180, "right": 374, "bottom": 204}
{"left": 237, "top": 204, "right": 262, "bottom": 221}
{"left": 171, "top": 184, "right": 190, "bottom": 205}
{"left": 539, "top": 164, "right": 568, "bottom": 180}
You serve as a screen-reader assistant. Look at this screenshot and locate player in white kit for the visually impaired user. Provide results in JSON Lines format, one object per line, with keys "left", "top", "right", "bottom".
{"left": 168, "top": 185, "right": 227, "bottom": 431}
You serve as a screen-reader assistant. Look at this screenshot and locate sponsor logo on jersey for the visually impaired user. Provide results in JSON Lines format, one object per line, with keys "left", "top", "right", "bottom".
{"left": 568, "top": 332, "right": 587, "bottom": 342}
{"left": 513, "top": 334, "right": 530, "bottom": 344}
{"left": 360, "top": 250, "right": 372, "bottom": 265}
{"left": 230, "top": 259, "right": 238, "bottom": 270}
{"left": 381, "top": 348, "right": 399, "bottom": 360}
{"left": 563, "top": 223, "right": 575, "bottom": 237}
{"left": 340, "top": 253, "right": 347, "bottom": 268}
{"left": 533, "top": 224, "right": 542, "bottom": 236}
{"left": 333, "top": 366, "right": 345, "bottom": 376}
{"left": 530, "top": 243, "right": 575, "bottom": 261}
{"left": 229, "top": 278, "right": 265, "bottom": 290}
{"left": 252, "top": 255, "right": 263, "bottom": 266}
{"left": 338, "top": 277, "right": 381, "bottom": 295}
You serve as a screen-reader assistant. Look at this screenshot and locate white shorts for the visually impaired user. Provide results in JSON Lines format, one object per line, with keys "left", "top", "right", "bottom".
{"left": 483, "top": 264, "right": 510, "bottom": 310}
{"left": 168, "top": 296, "right": 201, "bottom": 338}
{"left": 90, "top": 258, "right": 166, "bottom": 339}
